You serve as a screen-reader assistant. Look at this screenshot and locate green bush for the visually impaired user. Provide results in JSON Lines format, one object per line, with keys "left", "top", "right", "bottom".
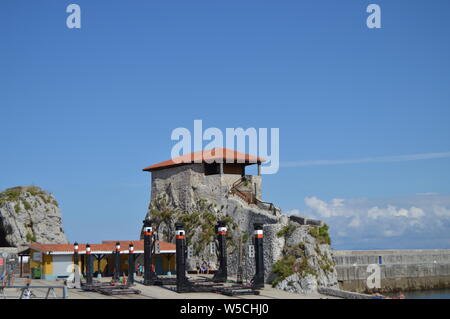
{"left": 149, "top": 196, "right": 237, "bottom": 255}
{"left": 271, "top": 254, "right": 296, "bottom": 286}
{"left": 22, "top": 200, "right": 32, "bottom": 211}
{"left": 39, "top": 194, "right": 51, "bottom": 204}
{"left": 0, "top": 188, "right": 21, "bottom": 204}
{"left": 308, "top": 224, "right": 331, "bottom": 245}
{"left": 26, "top": 232, "right": 36, "bottom": 243}
{"left": 276, "top": 224, "right": 296, "bottom": 238}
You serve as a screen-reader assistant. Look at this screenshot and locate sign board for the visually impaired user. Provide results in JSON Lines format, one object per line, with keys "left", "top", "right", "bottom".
{"left": 33, "top": 252, "right": 42, "bottom": 262}
{"left": 248, "top": 245, "right": 255, "bottom": 258}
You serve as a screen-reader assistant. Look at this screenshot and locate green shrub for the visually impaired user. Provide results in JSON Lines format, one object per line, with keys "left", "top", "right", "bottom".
{"left": 0, "top": 188, "right": 21, "bottom": 204}
{"left": 276, "top": 224, "right": 296, "bottom": 238}
{"left": 149, "top": 196, "right": 237, "bottom": 255}
{"left": 39, "top": 194, "right": 51, "bottom": 204}
{"left": 26, "top": 232, "right": 36, "bottom": 243}
{"left": 271, "top": 254, "right": 296, "bottom": 286}
{"left": 22, "top": 200, "right": 31, "bottom": 211}
{"left": 308, "top": 224, "right": 331, "bottom": 245}
{"left": 242, "top": 232, "right": 249, "bottom": 243}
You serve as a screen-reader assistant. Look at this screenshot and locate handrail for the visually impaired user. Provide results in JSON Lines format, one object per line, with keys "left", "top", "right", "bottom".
{"left": 231, "top": 175, "right": 247, "bottom": 189}
{"left": 229, "top": 177, "right": 278, "bottom": 215}
{"left": 255, "top": 198, "right": 277, "bottom": 214}
{"left": 0, "top": 285, "right": 68, "bottom": 299}
{"left": 230, "top": 177, "right": 253, "bottom": 204}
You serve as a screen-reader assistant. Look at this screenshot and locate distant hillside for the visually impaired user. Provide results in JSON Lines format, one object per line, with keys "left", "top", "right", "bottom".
{"left": 0, "top": 186, "right": 68, "bottom": 248}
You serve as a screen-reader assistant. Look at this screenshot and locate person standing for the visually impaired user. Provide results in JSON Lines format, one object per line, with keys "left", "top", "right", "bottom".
{"left": 136, "top": 263, "right": 141, "bottom": 276}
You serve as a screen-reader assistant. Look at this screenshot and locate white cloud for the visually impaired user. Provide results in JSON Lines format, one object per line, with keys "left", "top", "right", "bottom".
{"left": 433, "top": 205, "right": 450, "bottom": 218}
{"left": 331, "top": 198, "right": 345, "bottom": 207}
{"left": 364, "top": 205, "right": 423, "bottom": 219}
{"left": 304, "top": 196, "right": 348, "bottom": 218}
{"left": 298, "top": 194, "right": 450, "bottom": 249}
{"left": 304, "top": 196, "right": 333, "bottom": 218}
{"left": 348, "top": 216, "right": 360, "bottom": 228}
{"left": 410, "top": 207, "right": 425, "bottom": 218}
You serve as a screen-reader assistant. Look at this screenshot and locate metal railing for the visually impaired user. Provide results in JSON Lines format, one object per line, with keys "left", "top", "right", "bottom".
{"left": 0, "top": 285, "right": 69, "bottom": 299}
{"left": 229, "top": 176, "right": 278, "bottom": 215}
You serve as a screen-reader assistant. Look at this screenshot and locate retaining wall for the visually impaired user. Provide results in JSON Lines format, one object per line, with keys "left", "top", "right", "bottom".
{"left": 333, "top": 249, "right": 450, "bottom": 293}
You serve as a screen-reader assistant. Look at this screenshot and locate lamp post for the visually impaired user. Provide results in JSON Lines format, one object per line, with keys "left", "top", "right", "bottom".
{"left": 213, "top": 221, "right": 227, "bottom": 282}
{"left": 143, "top": 219, "right": 156, "bottom": 285}
{"left": 73, "top": 242, "right": 79, "bottom": 270}
{"left": 128, "top": 243, "right": 135, "bottom": 285}
{"left": 175, "top": 222, "right": 188, "bottom": 292}
{"left": 72, "top": 242, "right": 81, "bottom": 288}
{"left": 114, "top": 242, "right": 121, "bottom": 281}
{"left": 85, "top": 244, "right": 93, "bottom": 286}
{"left": 252, "top": 223, "right": 265, "bottom": 289}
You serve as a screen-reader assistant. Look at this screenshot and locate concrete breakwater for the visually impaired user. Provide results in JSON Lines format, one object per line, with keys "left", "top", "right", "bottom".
{"left": 333, "top": 249, "right": 450, "bottom": 293}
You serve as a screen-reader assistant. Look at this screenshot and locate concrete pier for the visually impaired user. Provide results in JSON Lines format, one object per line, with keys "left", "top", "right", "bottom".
{"left": 334, "top": 249, "right": 450, "bottom": 293}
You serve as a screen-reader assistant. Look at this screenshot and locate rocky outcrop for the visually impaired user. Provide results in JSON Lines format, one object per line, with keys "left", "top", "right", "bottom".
{"left": 145, "top": 164, "right": 339, "bottom": 294}
{"left": 0, "top": 186, "right": 68, "bottom": 248}
{"left": 271, "top": 219, "right": 338, "bottom": 294}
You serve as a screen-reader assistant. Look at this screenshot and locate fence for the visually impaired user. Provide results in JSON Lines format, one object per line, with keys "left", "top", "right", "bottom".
{"left": 0, "top": 285, "right": 69, "bottom": 299}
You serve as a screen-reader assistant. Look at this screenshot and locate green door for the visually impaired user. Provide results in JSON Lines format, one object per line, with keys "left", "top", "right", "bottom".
{"left": 155, "top": 256, "right": 163, "bottom": 275}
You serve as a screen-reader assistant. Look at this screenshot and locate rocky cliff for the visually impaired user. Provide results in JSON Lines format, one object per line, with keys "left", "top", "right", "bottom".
{"left": 0, "top": 186, "right": 68, "bottom": 248}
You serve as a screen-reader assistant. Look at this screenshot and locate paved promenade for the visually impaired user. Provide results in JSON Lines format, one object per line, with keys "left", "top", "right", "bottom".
{"left": 2, "top": 275, "right": 337, "bottom": 299}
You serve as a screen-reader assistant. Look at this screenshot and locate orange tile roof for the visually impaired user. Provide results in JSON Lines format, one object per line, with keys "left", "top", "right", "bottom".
{"left": 28, "top": 240, "right": 175, "bottom": 254}
{"left": 143, "top": 147, "right": 265, "bottom": 172}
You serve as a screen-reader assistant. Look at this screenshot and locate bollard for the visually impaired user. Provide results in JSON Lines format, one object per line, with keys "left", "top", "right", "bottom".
{"left": 114, "top": 242, "right": 121, "bottom": 281}
{"left": 85, "top": 244, "right": 93, "bottom": 286}
{"left": 175, "top": 222, "right": 188, "bottom": 292}
{"left": 213, "top": 221, "right": 227, "bottom": 282}
{"left": 252, "top": 223, "right": 265, "bottom": 289}
{"left": 143, "top": 219, "right": 157, "bottom": 285}
{"left": 128, "top": 243, "right": 135, "bottom": 285}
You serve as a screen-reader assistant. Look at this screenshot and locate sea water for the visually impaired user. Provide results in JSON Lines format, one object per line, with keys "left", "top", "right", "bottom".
{"left": 387, "top": 288, "right": 450, "bottom": 299}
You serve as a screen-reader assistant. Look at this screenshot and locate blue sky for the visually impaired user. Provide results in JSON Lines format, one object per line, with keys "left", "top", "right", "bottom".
{"left": 1, "top": 1, "right": 449, "bottom": 249}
